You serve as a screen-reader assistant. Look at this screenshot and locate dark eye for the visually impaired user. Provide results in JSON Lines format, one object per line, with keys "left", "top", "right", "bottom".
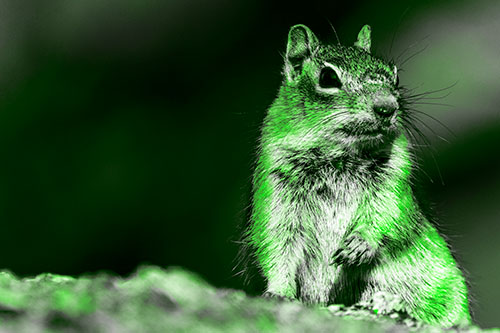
{"left": 395, "top": 75, "right": 400, "bottom": 87}
{"left": 319, "top": 67, "right": 342, "bottom": 89}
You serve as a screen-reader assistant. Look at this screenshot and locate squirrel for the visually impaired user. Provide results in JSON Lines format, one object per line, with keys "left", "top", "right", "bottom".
{"left": 241, "top": 24, "right": 472, "bottom": 327}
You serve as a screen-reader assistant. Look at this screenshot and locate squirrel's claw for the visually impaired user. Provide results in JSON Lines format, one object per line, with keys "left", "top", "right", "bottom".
{"left": 330, "top": 233, "right": 376, "bottom": 266}
{"left": 262, "top": 291, "right": 296, "bottom": 302}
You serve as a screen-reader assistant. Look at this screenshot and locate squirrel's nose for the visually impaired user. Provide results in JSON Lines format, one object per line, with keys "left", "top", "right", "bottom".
{"left": 372, "top": 94, "right": 398, "bottom": 118}
{"left": 373, "top": 104, "right": 397, "bottom": 117}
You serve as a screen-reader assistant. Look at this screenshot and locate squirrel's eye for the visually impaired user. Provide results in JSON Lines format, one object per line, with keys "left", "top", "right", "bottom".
{"left": 319, "top": 67, "right": 342, "bottom": 89}
{"left": 395, "top": 75, "right": 400, "bottom": 87}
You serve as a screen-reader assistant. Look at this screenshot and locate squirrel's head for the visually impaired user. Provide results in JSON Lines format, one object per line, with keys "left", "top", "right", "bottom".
{"left": 266, "top": 24, "right": 404, "bottom": 158}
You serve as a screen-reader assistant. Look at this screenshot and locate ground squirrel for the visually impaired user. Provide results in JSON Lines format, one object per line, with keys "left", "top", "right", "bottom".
{"left": 242, "top": 24, "right": 471, "bottom": 327}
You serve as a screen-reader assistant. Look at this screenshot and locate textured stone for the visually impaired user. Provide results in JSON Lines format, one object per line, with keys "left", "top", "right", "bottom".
{"left": 0, "top": 266, "right": 492, "bottom": 332}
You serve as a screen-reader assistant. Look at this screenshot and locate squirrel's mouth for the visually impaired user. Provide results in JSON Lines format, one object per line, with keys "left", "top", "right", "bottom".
{"left": 357, "top": 129, "right": 384, "bottom": 136}
{"left": 338, "top": 118, "right": 398, "bottom": 138}
{"left": 339, "top": 126, "right": 386, "bottom": 137}
{"left": 336, "top": 123, "right": 399, "bottom": 150}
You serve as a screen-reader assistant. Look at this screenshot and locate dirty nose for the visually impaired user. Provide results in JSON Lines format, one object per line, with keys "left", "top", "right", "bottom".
{"left": 373, "top": 104, "right": 397, "bottom": 117}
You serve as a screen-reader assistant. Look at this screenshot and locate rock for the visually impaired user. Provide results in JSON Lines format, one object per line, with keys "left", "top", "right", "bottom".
{"left": 0, "top": 266, "right": 492, "bottom": 332}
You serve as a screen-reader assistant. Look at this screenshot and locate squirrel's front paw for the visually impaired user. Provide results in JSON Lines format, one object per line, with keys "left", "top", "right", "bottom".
{"left": 263, "top": 291, "right": 295, "bottom": 302}
{"left": 331, "top": 233, "right": 376, "bottom": 266}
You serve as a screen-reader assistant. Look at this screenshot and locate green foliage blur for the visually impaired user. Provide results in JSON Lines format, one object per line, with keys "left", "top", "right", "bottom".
{"left": 0, "top": 0, "right": 497, "bottom": 328}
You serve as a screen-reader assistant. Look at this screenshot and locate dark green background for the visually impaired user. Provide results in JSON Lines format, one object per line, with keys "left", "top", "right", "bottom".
{"left": 0, "top": 0, "right": 498, "bottom": 328}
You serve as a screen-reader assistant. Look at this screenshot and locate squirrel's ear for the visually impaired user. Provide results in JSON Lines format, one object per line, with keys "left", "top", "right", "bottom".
{"left": 285, "top": 24, "right": 319, "bottom": 81}
{"left": 354, "top": 25, "right": 371, "bottom": 53}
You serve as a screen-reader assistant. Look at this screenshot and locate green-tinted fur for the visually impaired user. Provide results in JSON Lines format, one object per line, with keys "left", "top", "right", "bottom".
{"left": 244, "top": 24, "right": 471, "bottom": 326}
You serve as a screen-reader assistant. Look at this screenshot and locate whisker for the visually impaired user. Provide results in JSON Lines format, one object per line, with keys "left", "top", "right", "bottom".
{"left": 300, "top": 108, "right": 351, "bottom": 139}
{"left": 396, "top": 34, "right": 430, "bottom": 63}
{"left": 410, "top": 102, "right": 454, "bottom": 108}
{"left": 399, "top": 44, "right": 429, "bottom": 67}
{"left": 402, "top": 81, "right": 458, "bottom": 99}
{"left": 428, "top": 148, "right": 445, "bottom": 186}
{"left": 405, "top": 91, "right": 452, "bottom": 101}
{"left": 403, "top": 119, "right": 434, "bottom": 152}
{"left": 389, "top": 6, "right": 411, "bottom": 56}
{"left": 408, "top": 109, "right": 456, "bottom": 138}
{"left": 326, "top": 19, "right": 341, "bottom": 45}
{"left": 406, "top": 114, "right": 451, "bottom": 144}
{"left": 400, "top": 119, "right": 437, "bottom": 184}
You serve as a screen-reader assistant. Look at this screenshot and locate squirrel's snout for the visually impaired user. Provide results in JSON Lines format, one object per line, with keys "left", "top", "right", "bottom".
{"left": 372, "top": 95, "right": 398, "bottom": 118}
{"left": 373, "top": 104, "right": 397, "bottom": 117}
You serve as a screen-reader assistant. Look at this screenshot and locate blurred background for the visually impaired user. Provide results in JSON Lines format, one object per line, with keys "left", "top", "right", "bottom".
{"left": 0, "top": 0, "right": 497, "bottom": 328}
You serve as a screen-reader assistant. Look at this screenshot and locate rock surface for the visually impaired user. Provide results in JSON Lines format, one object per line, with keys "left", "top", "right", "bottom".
{"left": 0, "top": 266, "right": 494, "bottom": 332}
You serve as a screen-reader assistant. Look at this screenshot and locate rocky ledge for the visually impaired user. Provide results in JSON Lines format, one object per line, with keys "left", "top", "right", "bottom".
{"left": 0, "top": 266, "right": 494, "bottom": 332}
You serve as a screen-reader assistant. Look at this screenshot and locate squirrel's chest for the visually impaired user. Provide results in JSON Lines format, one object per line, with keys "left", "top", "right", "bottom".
{"left": 299, "top": 176, "right": 365, "bottom": 248}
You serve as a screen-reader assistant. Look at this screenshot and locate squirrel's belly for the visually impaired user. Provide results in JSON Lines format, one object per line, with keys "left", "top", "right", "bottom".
{"left": 296, "top": 201, "right": 357, "bottom": 304}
